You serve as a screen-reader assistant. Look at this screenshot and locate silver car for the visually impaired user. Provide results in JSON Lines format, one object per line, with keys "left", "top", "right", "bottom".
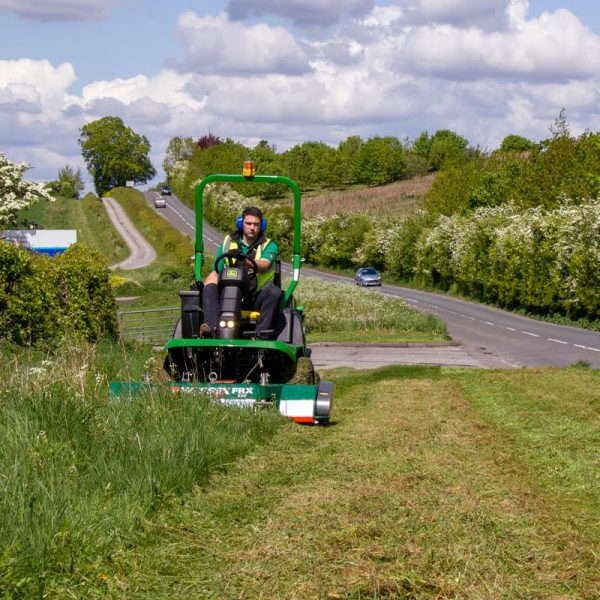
{"left": 154, "top": 195, "right": 167, "bottom": 208}
{"left": 355, "top": 267, "right": 381, "bottom": 286}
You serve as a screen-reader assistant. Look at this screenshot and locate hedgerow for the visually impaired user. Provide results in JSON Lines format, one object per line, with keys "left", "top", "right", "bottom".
{"left": 0, "top": 241, "right": 118, "bottom": 344}
{"left": 408, "top": 200, "right": 600, "bottom": 318}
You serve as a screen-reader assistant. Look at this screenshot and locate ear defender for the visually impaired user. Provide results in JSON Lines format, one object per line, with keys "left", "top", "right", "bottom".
{"left": 236, "top": 216, "right": 267, "bottom": 232}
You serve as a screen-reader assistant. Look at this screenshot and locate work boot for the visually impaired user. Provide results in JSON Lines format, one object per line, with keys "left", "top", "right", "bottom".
{"left": 199, "top": 323, "right": 214, "bottom": 338}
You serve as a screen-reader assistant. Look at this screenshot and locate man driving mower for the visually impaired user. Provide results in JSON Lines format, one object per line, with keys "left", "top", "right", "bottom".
{"left": 200, "top": 206, "right": 281, "bottom": 339}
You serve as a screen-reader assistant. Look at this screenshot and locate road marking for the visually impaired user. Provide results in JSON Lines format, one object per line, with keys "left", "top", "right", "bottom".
{"left": 504, "top": 326, "right": 516, "bottom": 331}
{"left": 484, "top": 321, "right": 495, "bottom": 326}
{"left": 574, "top": 344, "right": 586, "bottom": 349}
{"left": 167, "top": 204, "right": 195, "bottom": 229}
{"left": 522, "top": 331, "right": 539, "bottom": 337}
{"left": 587, "top": 346, "right": 600, "bottom": 352}
{"left": 547, "top": 338, "right": 567, "bottom": 344}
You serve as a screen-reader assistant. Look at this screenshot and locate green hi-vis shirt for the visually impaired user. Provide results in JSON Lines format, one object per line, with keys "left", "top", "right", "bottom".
{"left": 213, "top": 237, "right": 279, "bottom": 271}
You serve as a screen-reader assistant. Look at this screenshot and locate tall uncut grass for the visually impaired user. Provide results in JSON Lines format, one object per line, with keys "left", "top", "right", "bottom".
{"left": 0, "top": 338, "right": 285, "bottom": 598}
{"left": 297, "top": 277, "right": 448, "bottom": 341}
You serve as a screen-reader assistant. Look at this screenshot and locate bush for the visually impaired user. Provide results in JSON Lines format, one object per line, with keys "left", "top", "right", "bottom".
{"left": 0, "top": 242, "right": 118, "bottom": 344}
{"left": 312, "top": 212, "right": 372, "bottom": 268}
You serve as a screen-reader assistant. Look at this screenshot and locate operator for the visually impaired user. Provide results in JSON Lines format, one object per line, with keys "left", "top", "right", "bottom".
{"left": 200, "top": 206, "right": 281, "bottom": 339}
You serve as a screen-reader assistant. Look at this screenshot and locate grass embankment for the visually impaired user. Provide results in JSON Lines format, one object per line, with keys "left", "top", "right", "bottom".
{"left": 104, "top": 365, "right": 600, "bottom": 599}
{"left": 18, "top": 195, "right": 129, "bottom": 264}
{"left": 299, "top": 277, "right": 447, "bottom": 343}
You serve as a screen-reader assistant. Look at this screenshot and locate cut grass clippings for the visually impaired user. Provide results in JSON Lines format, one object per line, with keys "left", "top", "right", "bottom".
{"left": 99, "top": 365, "right": 599, "bottom": 599}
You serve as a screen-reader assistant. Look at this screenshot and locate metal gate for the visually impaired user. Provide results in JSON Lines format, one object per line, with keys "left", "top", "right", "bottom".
{"left": 117, "top": 306, "right": 179, "bottom": 346}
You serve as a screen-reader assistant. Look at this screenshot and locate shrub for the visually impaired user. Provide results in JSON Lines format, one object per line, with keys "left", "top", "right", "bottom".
{"left": 312, "top": 212, "right": 372, "bottom": 268}
{"left": 0, "top": 242, "right": 118, "bottom": 344}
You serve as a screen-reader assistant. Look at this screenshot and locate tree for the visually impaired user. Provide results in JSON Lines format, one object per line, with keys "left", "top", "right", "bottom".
{"left": 412, "top": 131, "right": 432, "bottom": 160}
{"left": 499, "top": 134, "right": 536, "bottom": 153}
{"left": 337, "top": 135, "right": 363, "bottom": 183}
{"left": 353, "top": 136, "right": 405, "bottom": 185}
{"left": 78, "top": 116, "right": 156, "bottom": 196}
{"left": 48, "top": 165, "right": 85, "bottom": 198}
{"left": 549, "top": 107, "right": 570, "bottom": 139}
{"left": 0, "top": 152, "right": 53, "bottom": 228}
{"left": 163, "top": 136, "right": 196, "bottom": 178}
{"left": 428, "top": 130, "right": 469, "bottom": 170}
{"left": 197, "top": 132, "right": 222, "bottom": 150}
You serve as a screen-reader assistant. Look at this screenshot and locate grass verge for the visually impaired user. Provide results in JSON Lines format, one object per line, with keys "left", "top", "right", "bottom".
{"left": 96, "top": 364, "right": 599, "bottom": 599}
{"left": 0, "top": 339, "right": 286, "bottom": 598}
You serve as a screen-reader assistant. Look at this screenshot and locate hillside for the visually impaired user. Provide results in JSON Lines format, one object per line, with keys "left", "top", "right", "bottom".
{"left": 301, "top": 174, "right": 435, "bottom": 218}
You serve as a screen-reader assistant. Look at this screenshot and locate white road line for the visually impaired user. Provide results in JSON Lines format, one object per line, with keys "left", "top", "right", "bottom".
{"left": 504, "top": 327, "right": 516, "bottom": 331}
{"left": 547, "top": 338, "right": 567, "bottom": 344}
{"left": 168, "top": 205, "right": 195, "bottom": 229}
{"left": 522, "top": 331, "right": 539, "bottom": 337}
{"left": 574, "top": 344, "right": 587, "bottom": 349}
{"left": 484, "top": 321, "right": 495, "bottom": 326}
{"left": 587, "top": 346, "right": 600, "bottom": 352}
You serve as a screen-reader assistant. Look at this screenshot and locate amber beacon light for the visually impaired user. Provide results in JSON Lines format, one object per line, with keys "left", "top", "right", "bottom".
{"left": 242, "top": 160, "right": 256, "bottom": 177}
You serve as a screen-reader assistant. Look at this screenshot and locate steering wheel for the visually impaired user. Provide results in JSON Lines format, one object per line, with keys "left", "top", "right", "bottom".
{"left": 214, "top": 250, "right": 259, "bottom": 273}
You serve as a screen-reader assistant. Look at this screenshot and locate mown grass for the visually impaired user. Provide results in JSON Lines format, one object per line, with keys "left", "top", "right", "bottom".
{"left": 0, "top": 338, "right": 286, "bottom": 598}
{"left": 99, "top": 364, "right": 600, "bottom": 599}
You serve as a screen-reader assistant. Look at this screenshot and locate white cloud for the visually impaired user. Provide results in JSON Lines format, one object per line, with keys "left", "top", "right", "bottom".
{"left": 226, "top": 0, "right": 374, "bottom": 27}
{"left": 175, "top": 11, "right": 310, "bottom": 75}
{"left": 400, "top": 8, "right": 600, "bottom": 81}
{"left": 0, "top": 0, "right": 119, "bottom": 20}
{"left": 0, "top": 59, "right": 77, "bottom": 106}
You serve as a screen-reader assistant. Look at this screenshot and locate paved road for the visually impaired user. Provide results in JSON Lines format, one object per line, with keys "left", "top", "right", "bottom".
{"left": 104, "top": 198, "right": 156, "bottom": 270}
{"left": 141, "top": 191, "right": 600, "bottom": 369}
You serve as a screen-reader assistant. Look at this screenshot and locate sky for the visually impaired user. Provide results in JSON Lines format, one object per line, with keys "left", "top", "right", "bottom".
{"left": 1, "top": 0, "right": 599, "bottom": 191}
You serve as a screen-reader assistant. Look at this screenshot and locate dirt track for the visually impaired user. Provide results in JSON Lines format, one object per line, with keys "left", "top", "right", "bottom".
{"left": 103, "top": 197, "right": 156, "bottom": 270}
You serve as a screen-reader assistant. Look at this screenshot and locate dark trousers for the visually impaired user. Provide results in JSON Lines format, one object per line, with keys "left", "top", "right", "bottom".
{"left": 202, "top": 282, "right": 281, "bottom": 336}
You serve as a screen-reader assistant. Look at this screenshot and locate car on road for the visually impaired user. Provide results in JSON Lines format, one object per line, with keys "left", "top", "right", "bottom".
{"left": 154, "top": 195, "right": 167, "bottom": 208}
{"left": 161, "top": 185, "right": 172, "bottom": 195}
{"left": 355, "top": 267, "right": 381, "bottom": 286}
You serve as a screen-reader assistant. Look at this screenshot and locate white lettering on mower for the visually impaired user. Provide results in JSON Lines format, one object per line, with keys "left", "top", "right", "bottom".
{"left": 171, "top": 385, "right": 256, "bottom": 406}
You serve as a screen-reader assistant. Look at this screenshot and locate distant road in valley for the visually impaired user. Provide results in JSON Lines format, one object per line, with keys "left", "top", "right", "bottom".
{"left": 142, "top": 191, "right": 600, "bottom": 369}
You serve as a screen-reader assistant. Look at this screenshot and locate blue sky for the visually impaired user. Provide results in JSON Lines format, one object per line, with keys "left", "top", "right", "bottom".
{"left": 1, "top": 0, "right": 599, "bottom": 190}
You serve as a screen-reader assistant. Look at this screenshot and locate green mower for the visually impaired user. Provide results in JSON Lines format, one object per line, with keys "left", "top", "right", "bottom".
{"left": 110, "top": 162, "right": 332, "bottom": 425}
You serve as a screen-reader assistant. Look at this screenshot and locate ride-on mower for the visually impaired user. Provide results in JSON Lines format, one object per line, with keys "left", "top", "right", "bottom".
{"left": 109, "top": 163, "right": 332, "bottom": 425}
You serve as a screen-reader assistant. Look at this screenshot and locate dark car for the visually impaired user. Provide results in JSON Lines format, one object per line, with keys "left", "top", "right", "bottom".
{"left": 161, "top": 185, "right": 172, "bottom": 195}
{"left": 355, "top": 267, "right": 381, "bottom": 287}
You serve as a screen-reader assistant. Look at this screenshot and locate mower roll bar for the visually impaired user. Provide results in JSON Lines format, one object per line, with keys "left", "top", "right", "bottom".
{"left": 194, "top": 173, "right": 302, "bottom": 310}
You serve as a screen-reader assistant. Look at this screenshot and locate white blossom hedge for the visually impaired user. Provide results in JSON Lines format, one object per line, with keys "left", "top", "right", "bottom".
{"left": 0, "top": 153, "right": 53, "bottom": 228}
{"left": 408, "top": 200, "right": 600, "bottom": 318}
